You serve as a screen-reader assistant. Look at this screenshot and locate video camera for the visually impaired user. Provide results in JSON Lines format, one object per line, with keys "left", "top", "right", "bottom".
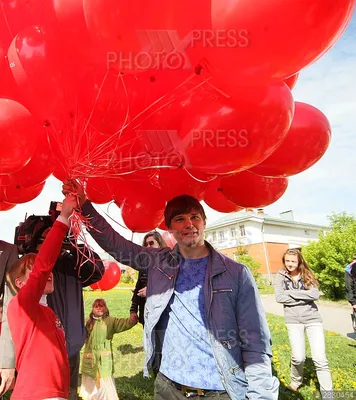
{"left": 14, "top": 201, "right": 73, "bottom": 254}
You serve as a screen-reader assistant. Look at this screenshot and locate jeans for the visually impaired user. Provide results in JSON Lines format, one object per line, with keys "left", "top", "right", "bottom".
{"left": 154, "top": 372, "right": 230, "bottom": 399}
{"left": 286, "top": 323, "right": 333, "bottom": 395}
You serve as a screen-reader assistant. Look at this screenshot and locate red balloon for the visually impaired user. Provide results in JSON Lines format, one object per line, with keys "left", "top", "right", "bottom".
{"left": 0, "top": 44, "right": 5, "bottom": 90}
{"left": 0, "top": 176, "right": 12, "bottom": 187}
{"left": 121, "top": 182, "right": 166, "bottom": 232}
{"left": 7, "top": 26, "right": 68, "bottom": 122}
{"left": 0, "top": 9, "right": 12, "bottom": 50}
{"left": 2, "top": 181, "right": 45, "bottom": 204}
{"left": 1, "top": 0, "right": 56, "bottom": 41}
{"left": 179, "top": 82, "right": 294, "bottom": 175}
{"left": 53, "top": 0, "right": 107, "bottom": 66}
{"left": 161, "top": 231, "right": 177, "bottom": 249}
{"left": 0, "top": 47, "right": 20, "bottom": 100}
{"left": 0, "top": 201, "right": 16, "bottom": 211}
{"left": 78, "top": 69, "right": 141, "bottom": 135}
{"left": 0, "top": 99, "right": 39, "bottom": 175}
{"left": 158, "top": 220, "right": 168, "bottom": 231}
{"left": 220, "top": 171, "right": 288, "bottom": 208}
{"left": 251, "top": 102, "right": 331, "bottom": 178}
{"left": 52, "top": 166, "right": 67, "bottom": 183}
{"left": 83, "top": 0, "right": 210, "bottom": 72}
{"left": 79, "top": 68, "right": 194, "bottom": 136}
{"left": 195, "top": 0, "right": 354, "bottom": 85}
{"left": 85, "top": 177, "right": 123, "bottom": 204}
{"left": 135, "top": 73, "right": 216, "bottom": 134}
{"left": 158, "top": 168, "right": 209, "bottom": 202}
{"left": 284, "top": 73, "right": 299, "bottom": 90}
{"left": 90, "top": 261, "right": 121, "bottom": 291}
{"left": 9, "top": 132, "right": 53, "bottom": 187}
{"left": 204, "top": 179, "right": 243, "bottom": 213}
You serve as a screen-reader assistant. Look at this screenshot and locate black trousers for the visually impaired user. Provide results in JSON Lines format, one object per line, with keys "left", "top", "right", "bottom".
{"left": 154, "top": 372, "right": 230, "bottom": 399}
{"left": 68, "top": 352, "right": 81, "bottom": 400}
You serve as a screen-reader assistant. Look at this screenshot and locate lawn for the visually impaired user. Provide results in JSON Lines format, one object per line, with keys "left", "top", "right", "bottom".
{"left": 82, "top": 289, "right": 356, "bottom": 400}
{"left": 5, "top": 289, "right": 356, "bottom": 400}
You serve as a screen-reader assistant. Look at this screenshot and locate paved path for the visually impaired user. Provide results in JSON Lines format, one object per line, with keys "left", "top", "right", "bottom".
{"left": 261, "top": 294, "right": 356, "bottom": 340}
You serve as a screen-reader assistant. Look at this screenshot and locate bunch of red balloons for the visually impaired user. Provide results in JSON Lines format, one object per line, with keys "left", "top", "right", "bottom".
{"left": 0, "top": 0, "right": 353, "bottom": 230}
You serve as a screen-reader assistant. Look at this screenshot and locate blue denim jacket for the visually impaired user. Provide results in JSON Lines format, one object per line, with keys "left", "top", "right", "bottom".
{"left": 82, "top": 202, "right": 279, "bottom": 400}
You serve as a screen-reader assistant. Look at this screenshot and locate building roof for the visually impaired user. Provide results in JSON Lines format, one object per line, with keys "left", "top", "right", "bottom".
{"left": 206, "top": 210, "right": 329, "bottom": 231}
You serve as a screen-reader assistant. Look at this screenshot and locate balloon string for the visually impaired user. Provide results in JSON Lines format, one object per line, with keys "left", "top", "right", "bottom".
{"left": 67, "top": 211, "right": 104, "bottom": 284}
{"left": 183, "top": 167, "right": 218, "bottom": 183}
{"left": 124, "top": 72, "right": 207, "bottom": 132}
{"left": 84, "top": 69, "right": 111, "bottom": 133}
{"left": 95, "top": 201, "right": 129, "bottom": 230}
{"left": 197, "top": 58, "right": 231, "bottom": 99}
{"left": 47, "top": 67, "right": 215, "bottom": 180}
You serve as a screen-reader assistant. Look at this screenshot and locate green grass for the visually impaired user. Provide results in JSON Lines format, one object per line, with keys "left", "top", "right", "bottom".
{"left": 5, "top": 290, "right": 356, "bottom": 400}
{"left": 258, "top": 285, "right": 275, "bottom": 294}
{"left": 267, "top": 313, "right": 356, "bottom": 399}
{"left": 83, "top": 290, "right": 356, "bottom": 400}
{"left": 319, "top": 296, "right": 349, "bottom": 306}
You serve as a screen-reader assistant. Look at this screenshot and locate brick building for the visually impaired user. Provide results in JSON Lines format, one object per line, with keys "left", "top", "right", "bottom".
{"left": 205, "top": 209, "right": 328, "bottom": 283}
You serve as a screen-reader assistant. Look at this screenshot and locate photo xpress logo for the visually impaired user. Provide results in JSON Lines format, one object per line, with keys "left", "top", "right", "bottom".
{"left": 108, "top": 30, "right": 192, "bottom": 71}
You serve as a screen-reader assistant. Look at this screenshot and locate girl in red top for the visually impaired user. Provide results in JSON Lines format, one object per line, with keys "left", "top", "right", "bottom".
{"left": 7, "top": 195, "right": 77, "bottom": 400}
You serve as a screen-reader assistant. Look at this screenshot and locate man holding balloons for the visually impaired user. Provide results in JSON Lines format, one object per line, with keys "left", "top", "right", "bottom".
{"left": 63, "top": 180, "right": 279, "bottom": 400}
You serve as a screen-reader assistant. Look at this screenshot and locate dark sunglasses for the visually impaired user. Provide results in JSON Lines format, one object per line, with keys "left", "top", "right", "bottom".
{"left": 145, "top": 240, "right": 156, "bottom": 247}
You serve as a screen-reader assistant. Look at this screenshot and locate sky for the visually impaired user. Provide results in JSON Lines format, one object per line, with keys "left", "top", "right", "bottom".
{"left": 1, "top": 14, "right": 356, "bottom": 250}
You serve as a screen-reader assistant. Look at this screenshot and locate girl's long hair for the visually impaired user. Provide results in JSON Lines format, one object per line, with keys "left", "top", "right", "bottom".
{"left": 85, "top": 298, "right": 109, "bottom": 338}
{"left": 142, "top": 231, "right": 168, "bottom": 248}
{"left": 282, "top": 249, "right": 319, "bottom": 289}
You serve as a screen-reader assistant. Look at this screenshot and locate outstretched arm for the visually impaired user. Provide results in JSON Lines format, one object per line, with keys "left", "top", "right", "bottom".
{"left": 17, "top": 196, "right": 77, "bottom": 315}
{"left": 62, "top": 180, "right": 162, "bottom": 271}
{"left": 108, "top": 316, "right": 137, "bottom": 337}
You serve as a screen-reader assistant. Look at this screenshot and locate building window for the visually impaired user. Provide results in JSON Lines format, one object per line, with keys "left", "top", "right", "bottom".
{"left": 212, "top": 232, "right": 216, "bottom": 242}
{"left": 230, "top": 227, "right": 236, "bottom": 238}
{"left": 239, "top": 224, "right": 246, "bottom": 237}
{"left": 219, "top": 231, "right": 225, "bottom": 241}
{"left": 304, "top": 229, "right": 310, "bottom": 236}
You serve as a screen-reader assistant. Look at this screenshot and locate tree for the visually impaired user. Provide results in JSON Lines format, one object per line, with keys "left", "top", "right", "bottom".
{"left": 237, "top": 250, "right": 261, "bottom": 283}
{"left": 302, "top": 212, "right": 356, "bottom": 300}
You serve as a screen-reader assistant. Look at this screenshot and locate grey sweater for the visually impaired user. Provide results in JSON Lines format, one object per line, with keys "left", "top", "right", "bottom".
{"left": 274, "top": 269, "right": 322, "bottom": 324}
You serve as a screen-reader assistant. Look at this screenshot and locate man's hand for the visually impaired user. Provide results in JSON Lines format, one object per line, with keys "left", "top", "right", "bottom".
{"left": 138, "top": 287, "right": 147, "bottom": 298}
{"left": 130, "top": 313, "right": 139, "bottom": 324}
{"left": 0, "top": 368, "right": 16, "bottom": 395}
{"left": 62, "top": 180, "right": 87, "bottom": 207}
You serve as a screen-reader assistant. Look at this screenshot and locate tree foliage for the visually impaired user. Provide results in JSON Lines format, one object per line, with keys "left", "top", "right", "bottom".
{"left": 302, "top": 212, "right": 356, "bottom": 300}
{"left": 237, "top": 254, "right": 261, "bottom": 281}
